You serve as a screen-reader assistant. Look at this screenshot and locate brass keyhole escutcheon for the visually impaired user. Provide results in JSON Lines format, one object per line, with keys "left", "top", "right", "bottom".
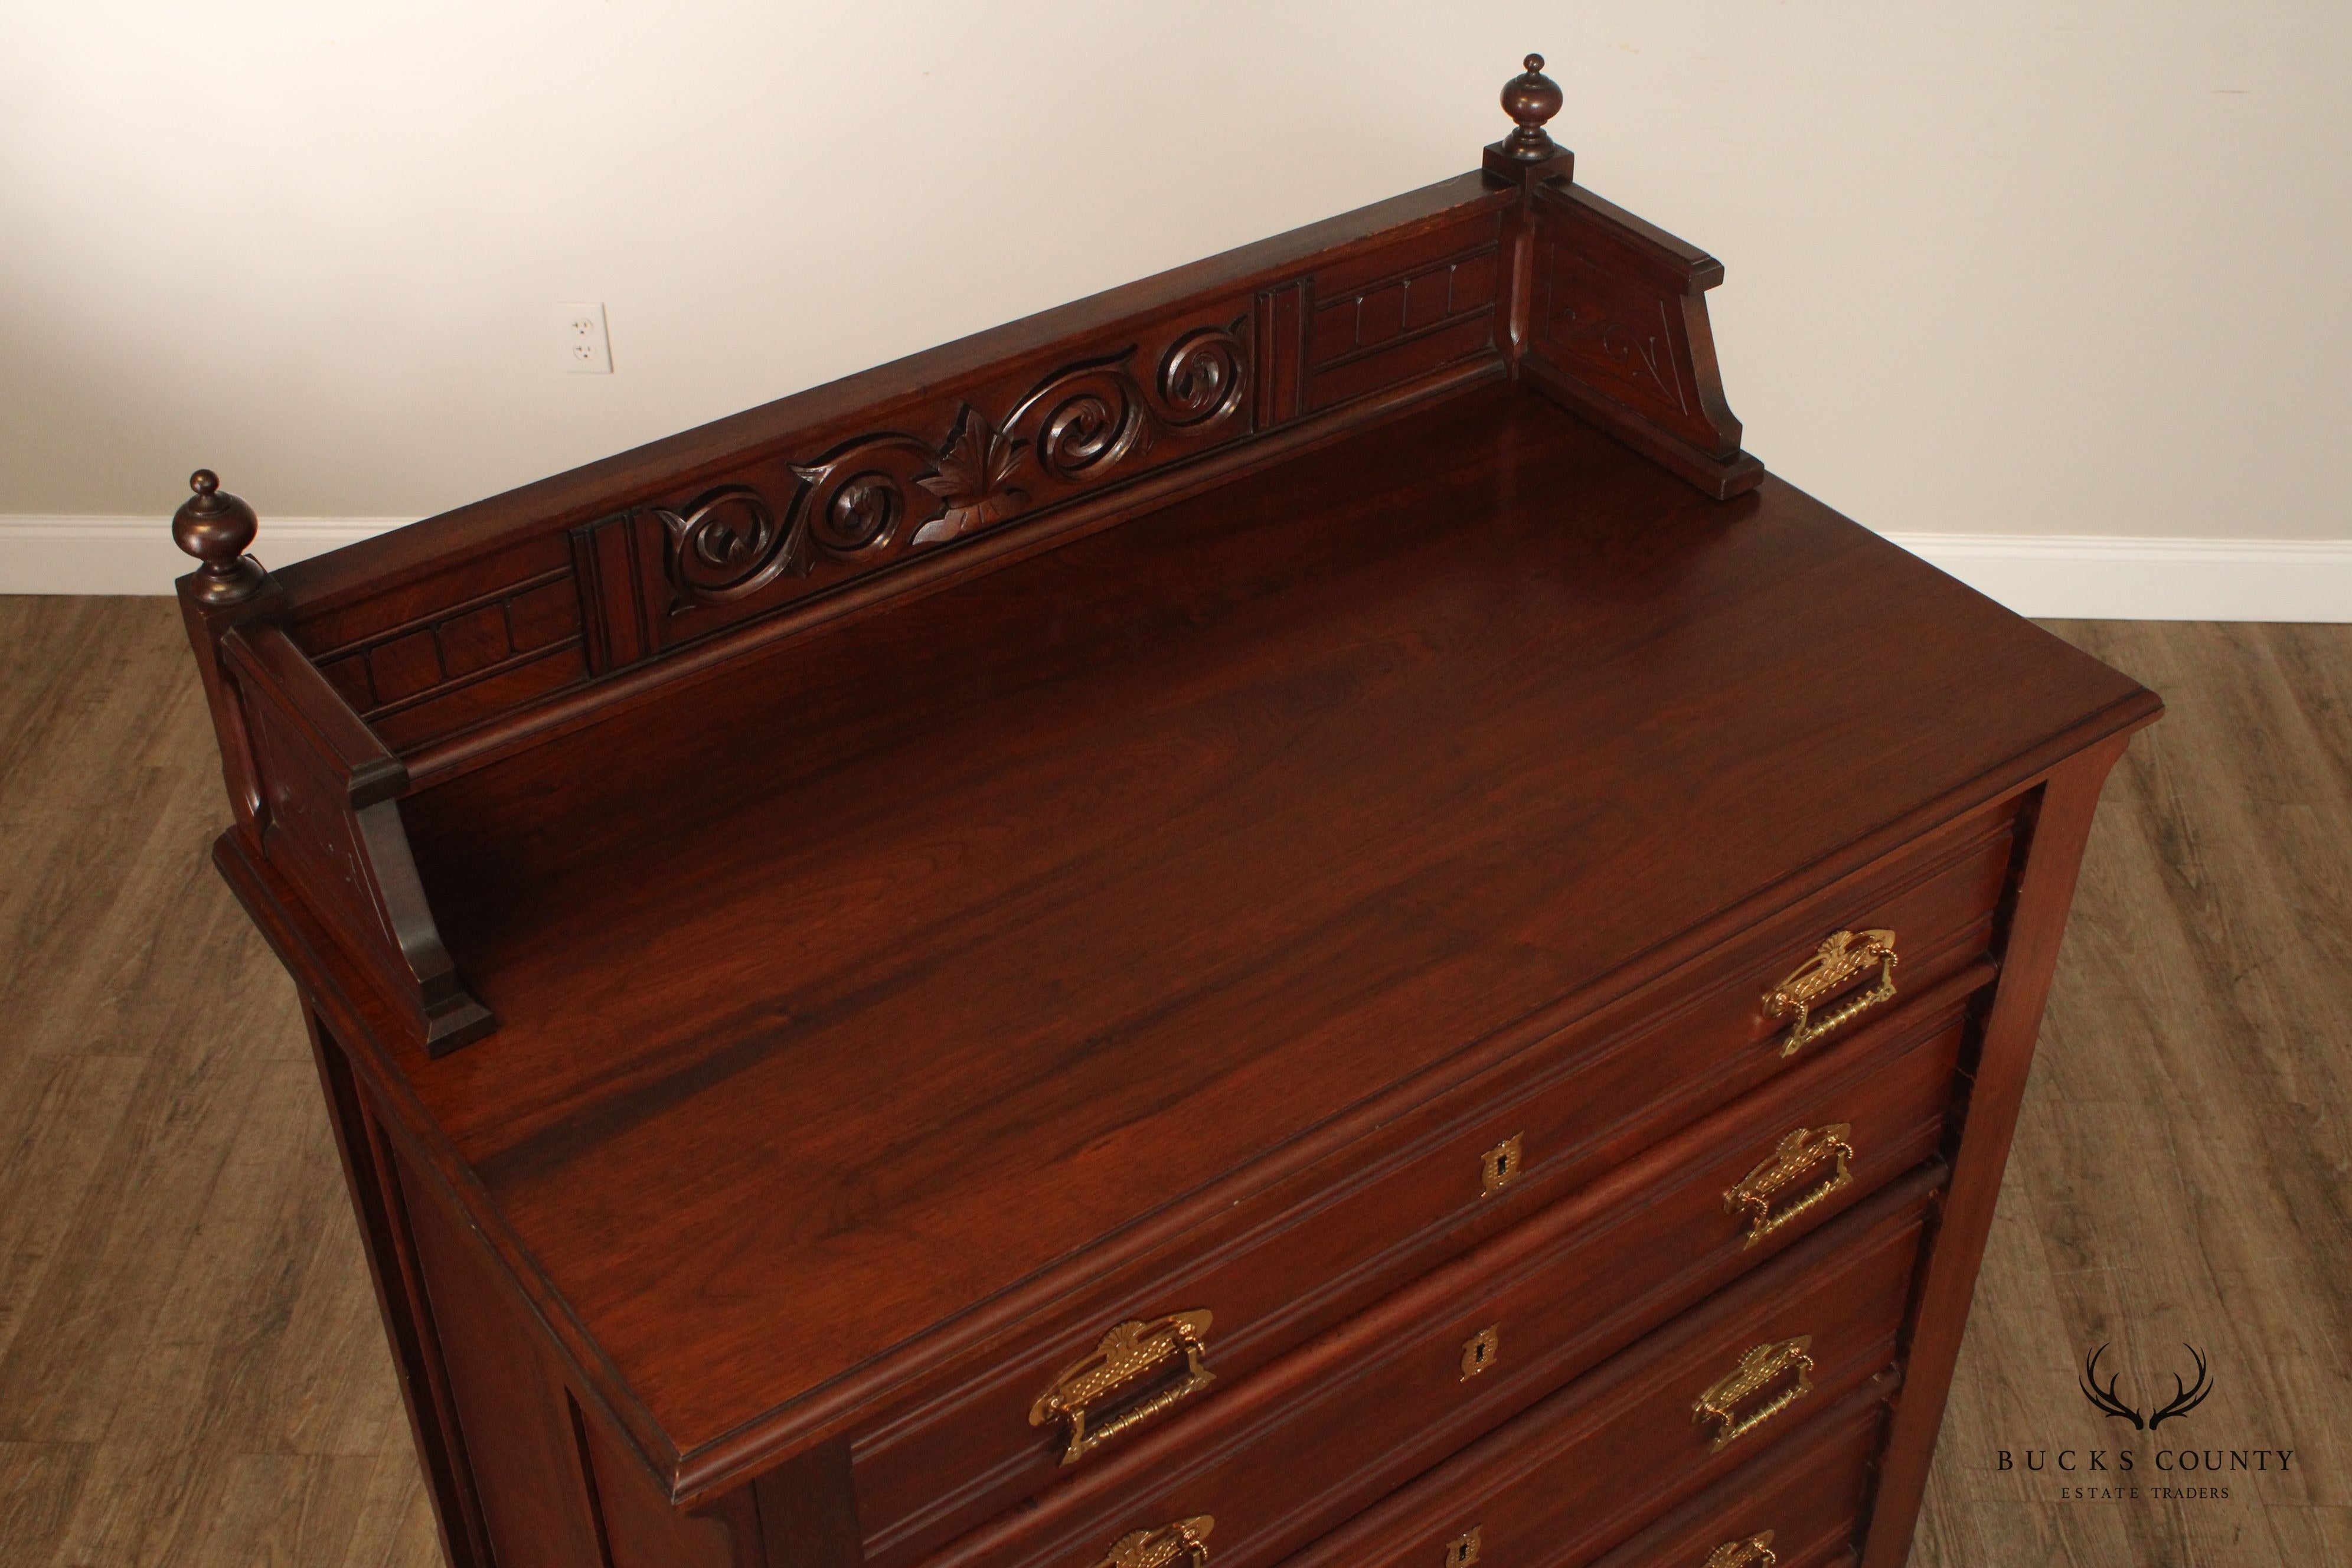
{"left": 1460, "top": 1325, "right": 1500, "bottom": 1380}
{"left": 1442, "top": 1528, "right": 1483, "bottom": 1568}
{"left": 1480, "top": 1133, "right": 1523, "bottom": 1197}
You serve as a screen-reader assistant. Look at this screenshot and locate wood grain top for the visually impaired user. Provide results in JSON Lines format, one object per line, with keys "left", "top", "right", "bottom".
{"left": 384, "top": 381, "right": 2154, "bottom": 1474}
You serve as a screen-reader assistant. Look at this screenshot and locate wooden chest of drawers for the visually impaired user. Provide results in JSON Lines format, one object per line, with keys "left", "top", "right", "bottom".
{"left": 173, "top": 56, "right": 2158, "bottom": 1568}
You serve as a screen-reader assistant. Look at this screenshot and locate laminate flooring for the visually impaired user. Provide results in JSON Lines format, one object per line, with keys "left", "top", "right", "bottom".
{"left": 0, "top": 599, "right": 2344, "bottom": 1567}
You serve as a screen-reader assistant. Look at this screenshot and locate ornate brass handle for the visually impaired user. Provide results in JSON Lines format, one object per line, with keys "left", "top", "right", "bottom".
{"left": 1724, "top": 1125, "right": 1854, "bottom": 1248}
{"left": 1030, "top": 1311, "right": 1216, "bottom": 1465}
{"left": 1692, "top": 1336, "right": 1815, "bottom": 1452}
{"left": 1763, "top": 929, "right": 1897, "bottom": 1057}
{"left": 1095, "top": 1517, "right": 1215, "bottom": 1568}
{"left": 1701, "top": 1531, "right": 1778, "bottom": 1568}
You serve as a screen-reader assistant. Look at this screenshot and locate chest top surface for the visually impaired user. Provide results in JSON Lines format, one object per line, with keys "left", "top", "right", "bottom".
{"left": 377, "top": 381, "right": 2150, "bottom": 1462}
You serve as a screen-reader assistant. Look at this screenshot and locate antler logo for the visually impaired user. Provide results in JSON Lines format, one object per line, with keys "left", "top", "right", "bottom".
{"left": 2078, "top": 1342, "right": 2214, "bottom": 1430}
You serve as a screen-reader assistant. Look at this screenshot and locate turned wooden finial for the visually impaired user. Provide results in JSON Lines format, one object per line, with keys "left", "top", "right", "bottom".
{"left": 1484, "top": 53, "right": 1572, "bottom": 185}
{"left": 1501, "top": 54, "right": 1563, "bottom": 152}
{"left": 172, "top": 469, "right": 269, "bottom": 605}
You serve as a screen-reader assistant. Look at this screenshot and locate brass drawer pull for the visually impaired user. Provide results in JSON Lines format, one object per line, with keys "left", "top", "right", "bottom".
{"left": 1724, "top": 1124, "right": 1854, "bottom": 1247}
{"left": 1764, "top": 929, "right": 1897, "bottom": 1057}
{"left": 1097, "top": 1516, "right": 1215, "bottom": 1568}
{"left": 1702, "top": 1531, "right": 1778, "bottom": 1568}
{"left": 1031, "top": 1311, "right": 1216, "bottom": 1465}
{"left": 1692, "top": 1336, "right": 1814, "bottom": 1452}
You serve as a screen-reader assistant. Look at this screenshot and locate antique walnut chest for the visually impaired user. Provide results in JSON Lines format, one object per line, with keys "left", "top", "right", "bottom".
{"left": 174, "top": 57, "right": 2160, "bottom": 1568}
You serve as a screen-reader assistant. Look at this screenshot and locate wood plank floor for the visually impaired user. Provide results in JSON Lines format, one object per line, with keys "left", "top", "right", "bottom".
{"left": 1913, "top": 620, "right": 2352, "bottom": 1567}
{"left": 0, "top": 598, "right": 2344, "bottom": 1567}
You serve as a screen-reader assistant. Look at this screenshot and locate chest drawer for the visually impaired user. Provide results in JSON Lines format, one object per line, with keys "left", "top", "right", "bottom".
{"left": 855, "top": 803, "right": 2014, "bottom": 1566}
{"left": 904, "top": 995, "right": 1967, "bottom": 1568}
{"left": 1270, "top": 1174, "right": 1936, "bottom": 1568}
{"left": 1580, "top": 1380, "right": 1890, "bottom": 1568}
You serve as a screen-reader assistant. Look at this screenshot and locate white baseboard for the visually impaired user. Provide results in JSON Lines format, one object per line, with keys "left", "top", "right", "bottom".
{"left": 2, "top": 514, "right": 2347, "bottom": 622}
{"left": 0, "top": 515, "right": 406, "bottom": 596}
{"left": 1884, "top": 532, "right": 2352, "bottom": 622}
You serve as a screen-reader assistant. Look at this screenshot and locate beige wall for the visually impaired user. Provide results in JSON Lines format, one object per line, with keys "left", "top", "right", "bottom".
{"left": 3, "top": 1, "right": 2346, "bottom": 540}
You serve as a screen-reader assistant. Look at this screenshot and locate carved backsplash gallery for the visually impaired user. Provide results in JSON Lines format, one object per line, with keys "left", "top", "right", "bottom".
{"left": 596, "top": 316, "right": 1252, "bottom": 655}
{"left": 300, "top": 207, "right": 1515, "bottom": 751}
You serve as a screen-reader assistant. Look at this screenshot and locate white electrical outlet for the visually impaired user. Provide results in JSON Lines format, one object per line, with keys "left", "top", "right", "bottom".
{"left": 557, "top": 302, "right": 612, "bottom": 374}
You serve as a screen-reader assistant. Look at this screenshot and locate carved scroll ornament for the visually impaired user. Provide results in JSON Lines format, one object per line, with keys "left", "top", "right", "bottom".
{"left": 659, "top": 322, "right": 1248, "bottom": 607}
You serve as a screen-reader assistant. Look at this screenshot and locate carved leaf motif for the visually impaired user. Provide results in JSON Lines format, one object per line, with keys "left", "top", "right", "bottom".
{"left": 913, "top": 408, "right": 1031, "bottom": 546}
{"left": 922, "top": 407, "right": 1026, "bottom": 499}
